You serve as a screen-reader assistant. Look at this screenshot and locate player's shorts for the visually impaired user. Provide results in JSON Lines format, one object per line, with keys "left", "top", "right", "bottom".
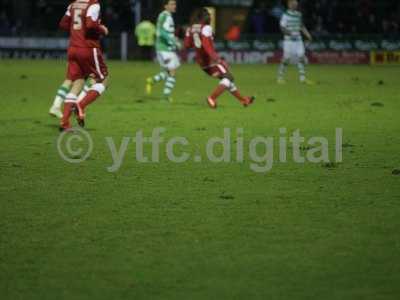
{"left": 201, "top": 61, "right": 229, "bottom": 78}
{"left": 282, "top": 40, "right": 305, "bottom": 61}
{"left": 156, "top": 51, "right": 180, "bottom": 70}
{"left": 66, "top": 47, "right": 108, "bottom": 82}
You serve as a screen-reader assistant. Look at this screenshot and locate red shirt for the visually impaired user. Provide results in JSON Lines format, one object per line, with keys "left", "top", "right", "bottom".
{"left": 185, "top": 23, "right": 220, "bottom": 68}
{"left": 59, "top": 0, "right": 106, "bottom": 49}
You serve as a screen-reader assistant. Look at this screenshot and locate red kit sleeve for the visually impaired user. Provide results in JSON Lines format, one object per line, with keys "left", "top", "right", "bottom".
{"left": 59, "top": 15, "right": 71, "bottom": 31}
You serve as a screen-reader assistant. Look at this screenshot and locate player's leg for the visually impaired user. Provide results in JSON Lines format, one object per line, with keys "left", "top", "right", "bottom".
{"left": 76, "top": 79, "right": 107, "bottom": 128}
{"left": 60, "top": 79, "right": 85, "bottom": 131}
{"left": 297, "top": 57, "right": 307, "bottom": 83}
{"left": 162, "top": 52, "right": 180, "bottom": 102}
{"left": 77, "top": 79, "right": 95, "bottom": 102}
{"left": 296, "top": 41, "right": 307, "bottom": 83}
{"left": 205, "top": 65, "right": 230, "bottom": 108}
{"left": 227, "top": 78, "right": 255, "bottom": 107}
{"left": 278, "top": 41, "right": 291, "bottom": 84}
{"left": 49, "top": 79, "right": 72, "bottom": 118}
{"left": 163, "top": 68, "right": 177, "bottom": 102}
{"left": 146, "top": 52, "right": 168, "bottom": 95}
{"left": 75, "top": 48, "right": 109, "bottom": 126}
{"left": 51, "top": 78, "right": 92, "bottom": 118}
{"left": 78, "top": 78, "right": 108, "bottom": 113}
{"left": 208, "top": 76, "right": 254, "bottom": 109}
{"left": 146, "top": 71, "right": 167, "bottom": 95}
{"left": 206, "top": 63, "right": 254, "bottom": 108}
{"left": 207, "top": 80, "right": 226, "bottom": 109}
{"left": 60, "top": 48, "right": 84, "bottom": 130}
{"left": 297, "top": 42, "right": 314, "bottom": 84}
{"left": 152, "top": 70, "right": 168, "bottom": 83}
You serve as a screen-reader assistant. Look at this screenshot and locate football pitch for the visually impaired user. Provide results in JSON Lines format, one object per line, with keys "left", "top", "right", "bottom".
{"left": 1, "top": 60, "right": 399, "bottom": 299}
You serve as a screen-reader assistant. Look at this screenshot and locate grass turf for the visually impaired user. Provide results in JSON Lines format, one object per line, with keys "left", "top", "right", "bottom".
{"left": 0, "top": 60, "right": 400, "bottom": 299}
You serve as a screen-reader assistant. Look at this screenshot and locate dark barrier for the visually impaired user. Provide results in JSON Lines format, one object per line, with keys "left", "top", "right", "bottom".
{"left": 1, "top": 34, "right": 400, "bottom": 64}
{"left": 181, "top": 36, "right": 400, "bottom": 65}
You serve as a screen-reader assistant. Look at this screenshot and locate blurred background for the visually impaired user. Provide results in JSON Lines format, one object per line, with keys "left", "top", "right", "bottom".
{"left": 1, "top": 0, "right": 399, "bottom": 64}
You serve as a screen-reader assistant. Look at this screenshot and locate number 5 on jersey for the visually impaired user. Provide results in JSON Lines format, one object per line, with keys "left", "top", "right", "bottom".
{"left": 73, "top": 9, "right": 82, "bottom": 30}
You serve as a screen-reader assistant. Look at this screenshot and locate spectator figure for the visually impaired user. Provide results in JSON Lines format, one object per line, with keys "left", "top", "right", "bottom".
{"left": 313, "top": 16, "right": 329, "bottom": 37}
{"left": 135, "top": 20, "right": 156, "bottom": 60}
{"left": 105, "top": 6, "right": 121, "bottom": 33}
{"left": 359, "top": 0, "right": 372, "bottom": 18}
{"left": 336, "top": 21, "right": 346, "bottom": 35}
{"left": 368, "top": 14, "right": 378, "bottom": 33}
{"left": 270, "top": 0, "right": 285, "bottom": 20}
{"left": 250, "top": 4, "right": 266, "bottom": 35}
{"left": 225, "top": 21, "right": 241, "bottom": 41}
{"left": 0, "top": 11, "right": 10, "bottom": 35}
{"left": 381, "top": 19, "right": 390, "bottom": 36}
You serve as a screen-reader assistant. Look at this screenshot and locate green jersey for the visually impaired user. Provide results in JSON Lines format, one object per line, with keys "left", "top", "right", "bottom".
{"left": 155, "top": 11, "right": 176, "bottom": 52}
{"left": 280, "top": 10, "right": 303, "bottom": 41}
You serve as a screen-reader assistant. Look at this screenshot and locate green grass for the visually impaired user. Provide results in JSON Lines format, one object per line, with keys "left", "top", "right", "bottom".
{"left": 0, "top": 60, "right": 400, "bottom": 300}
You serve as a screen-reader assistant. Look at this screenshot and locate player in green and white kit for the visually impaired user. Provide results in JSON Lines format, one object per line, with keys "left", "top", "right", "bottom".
{"left": 277, "top": 0, "right": 314, "bottom": 84}
{"left": 146, "top": 0, "right": 181, "bottom": 102}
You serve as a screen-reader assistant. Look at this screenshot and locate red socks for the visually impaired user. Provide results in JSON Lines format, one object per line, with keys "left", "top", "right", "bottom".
{"left": 79, "top": 90, "right": 100, "bottom": 110}
{"left": 61, "top": 102, "right": 74, "bottom": 129}
{"left": 230, "top": 90, "right": 246, "bottom": 103}
{"left": 60, "top": 86, "right": 103, "bottom": 129}
{"left": 210, "top": 84, "right": 226, "bottom": 101}
{"left": 209, "top": 79, "right": 246, "bottom": 105}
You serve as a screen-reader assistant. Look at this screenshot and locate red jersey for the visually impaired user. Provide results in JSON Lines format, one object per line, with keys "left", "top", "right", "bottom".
{"left": 59, "top": 0, "right": 106, "bottom": 49}
{"left": 184, "top": 24, "right": 220, "bottom": 68}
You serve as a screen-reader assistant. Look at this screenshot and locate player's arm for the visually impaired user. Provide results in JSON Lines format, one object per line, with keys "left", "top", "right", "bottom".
{"left": 59, "top": 5, "right": 72, "bottom": 31}
{"left": 280, "top": 25, "right": 292, "bottom": 36}
{"left": 279, "top": 15, "right": 293, "bottom": 36}
{"left": 86, "top": 3, "right": 108, "bottom": 36}
{"left": 301, "top": 25, "right": 312, "bottom": 41}
{"left": 183, "top": 28, "right": 194, "bottom": 49}
{"left": 201, "top": 26, "right": 219, "bottom": 62}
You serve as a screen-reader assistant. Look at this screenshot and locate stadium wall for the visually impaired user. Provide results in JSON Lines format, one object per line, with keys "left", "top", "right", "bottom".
{"left": 1, "top": 35, "right": 400, "bottom": 65}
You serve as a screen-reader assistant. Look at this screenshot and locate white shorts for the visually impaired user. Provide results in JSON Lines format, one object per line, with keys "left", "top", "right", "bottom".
{"left": 156, "top": 51, "right": 181, "bottom": 71}
{"left": 282, "top": 40, "right": 305, "bottom": 62}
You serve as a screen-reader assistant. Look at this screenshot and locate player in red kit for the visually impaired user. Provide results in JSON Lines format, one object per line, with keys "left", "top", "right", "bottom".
{"left": 59, "top": 0, "right": 109, "bottom": 131}
{"left": 184, "top": 8, "right": 255, "bottom": 109}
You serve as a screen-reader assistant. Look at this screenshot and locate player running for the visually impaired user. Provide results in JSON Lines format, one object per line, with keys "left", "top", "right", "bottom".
{"left": 184, "top": 8, "right": 254, "bottom": 109}
{"left": 59, "top": 0, "right": 109, "bottom": 131}
{"left": 277, "top": 0, "right": 313, "bottom": 85}
{"left": 49, "top": 79, "right": 72, "bottom": 119}
{"left": 49, "top": 79, "right": 93, "bottom": 119}
{"left": 146, "top": 0, "right": 180, "bottom": 103}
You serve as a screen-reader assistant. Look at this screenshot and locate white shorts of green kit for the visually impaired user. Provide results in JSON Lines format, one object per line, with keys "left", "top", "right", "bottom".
{"left": 283, "top": 40, "right": 305, "bottom": 62}
{"left": 157, "top": 51, "right": 181, "bottom": 71}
